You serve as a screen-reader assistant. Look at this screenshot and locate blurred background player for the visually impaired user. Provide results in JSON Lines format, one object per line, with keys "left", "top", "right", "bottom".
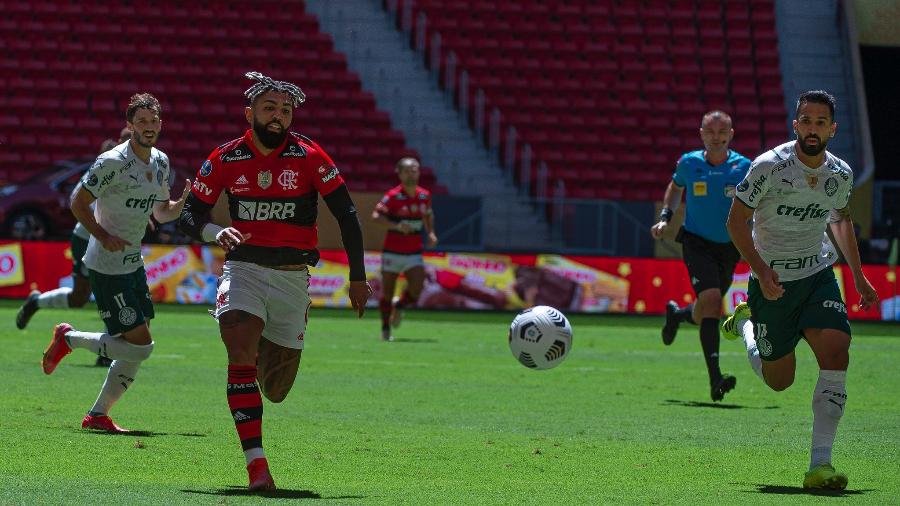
{"left": 178, "top": 71, "right": 371, "bottom": 492}
{"left": 724, "top": 90, "right": 878, "bottom": 490}
{"left": 650, "top": 111, "right": 751, "bottom": 401}
{"left": 41, "top": 93, "right": 190, "bottom": 433}
{"left": 17, "top": 128, "right": 132, "bottom": 370}
{"left": 372, "top": 157, "right": 438, "bottom": 341}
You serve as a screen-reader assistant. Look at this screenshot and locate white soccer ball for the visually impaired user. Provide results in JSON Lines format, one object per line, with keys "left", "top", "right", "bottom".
{"left": 508, "top": 305, "right": 573, "bottom": 370}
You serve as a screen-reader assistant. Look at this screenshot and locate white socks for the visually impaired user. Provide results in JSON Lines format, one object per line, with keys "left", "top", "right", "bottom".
{"left": 89, "top": 360, "right": 141, "bottom": 416}
{"left": 38, "top": 287, "right": 72, "bottom": 309}
{"left": 739, "top": 319, "right": 764, "bottom": 381}
{"left": 64, "top": 330, "right": 154, "bottom": 362}
{"left": 810, "top": 369, "right": 847, "bottom": 470}
{"left": 244, "top": 448, "right": 265, "bottom": 465}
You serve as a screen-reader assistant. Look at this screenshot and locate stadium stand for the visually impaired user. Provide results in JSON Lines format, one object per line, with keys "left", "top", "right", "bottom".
{"left": 402, "top": 0, "right": 787, "bottom": 200}
{"left": 0, "top": 0, "right": 443, "bottom": 193}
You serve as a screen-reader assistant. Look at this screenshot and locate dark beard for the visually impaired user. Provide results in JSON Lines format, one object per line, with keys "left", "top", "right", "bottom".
{"left": 134, "top": 134, "right": 154, "bottom": 149}
{"left": 798, "top": 135, "right": 827, "bottom": 156}
{"left": 253, "top": 119, "right": 288, "bottom": 149}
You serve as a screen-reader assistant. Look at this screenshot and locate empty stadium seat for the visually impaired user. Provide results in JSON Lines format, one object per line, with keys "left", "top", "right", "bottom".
{"left": 408, "top": 0, "right": 785, "bottom": 200}
{"left": 2, "top": 1, "right": 441, "bottom": 193}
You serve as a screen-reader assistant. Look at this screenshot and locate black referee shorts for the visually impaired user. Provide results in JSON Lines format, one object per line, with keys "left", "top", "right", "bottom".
{"left": 679, "top": 228, "right": 741, "bottom": 295}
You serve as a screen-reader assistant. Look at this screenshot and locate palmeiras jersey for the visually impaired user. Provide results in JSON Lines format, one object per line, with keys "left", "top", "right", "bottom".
{"left": 376, "top": 185, "right": 432, "bottom": 254}
{"left": 735, "top": 141, "right": 853, "bottom": 282}
{"left": 672, "top": 150, "right": 750, "bottom": 243}
{"left": 79, "top": 140, "right": 171, "bottom": 275}
{"left": 191, "top": 130, "right": 344, "bottom": 265}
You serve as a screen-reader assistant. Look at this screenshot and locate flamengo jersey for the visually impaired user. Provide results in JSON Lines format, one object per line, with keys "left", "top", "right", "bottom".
{"left": 376, "top": 185, "right": 432, "bottom": 254}
{"left": 192, "top": 130, "right": 344, "bottom": 256}
{"left": 672, "top": 149, "right": 750, "bottom": 243}
{"left": 80, "top": 141, "right": 171, "bottom": 275}
{"left": 735, "top": 141, "right": 853, "bottom": 282}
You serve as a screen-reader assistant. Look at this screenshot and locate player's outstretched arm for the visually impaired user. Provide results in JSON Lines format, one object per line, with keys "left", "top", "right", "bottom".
{"left": 829, "top": 207, "right": 879, "bottom": 310}
{"left": 152, "top": 179, "right": 192, "bottom": 223}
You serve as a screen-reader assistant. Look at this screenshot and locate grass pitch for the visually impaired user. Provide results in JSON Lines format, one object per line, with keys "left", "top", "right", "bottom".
{"left": 0, "top": 300, "right": 897, "bottom": 505}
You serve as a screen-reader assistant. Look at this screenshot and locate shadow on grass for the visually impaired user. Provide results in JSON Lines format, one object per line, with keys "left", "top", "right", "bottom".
{"left": 76, "top": 429, "right": 206, "bottom": 438}
{"left": 663, "top": 399, "right": 780, "bottom": 410}
{"left": 392, "top": 337, "right": 438, "bottom": 343}
{"left": 181, "top": 487, "right": 366, "bottom": 499}
{"left": 753, "top": 484, "right": 871, "bottom": 496}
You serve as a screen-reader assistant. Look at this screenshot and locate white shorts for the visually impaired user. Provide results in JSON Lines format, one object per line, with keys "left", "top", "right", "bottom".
{"left": 213, "top": 261, "right": 311, "bottom": 350}
{"left": 381, "top": 252, "right": 424, "bottom": 274}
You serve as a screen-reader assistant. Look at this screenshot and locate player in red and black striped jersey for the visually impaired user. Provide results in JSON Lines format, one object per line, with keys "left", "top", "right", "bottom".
{"left": 372, "top": 157, "right": 438, "bottom": 341}
{"left": 179, "top": 72, "right": 371, "bottom": 493}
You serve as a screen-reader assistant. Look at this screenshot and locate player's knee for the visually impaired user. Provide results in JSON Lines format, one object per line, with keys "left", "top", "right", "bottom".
{"left": 134, "top": 341, "right": 154, "bottom": 361}
{"left": 405, "top": 286, "right": 422, "bottom": 301}
{"left": 766, "top": 377, "right": 794, "bottom": 392}
{"left": 764, "top": 373, "right": 794, "bottom": 392}
{"left": 261, "top": 385, "right": 288, "bottom": 403}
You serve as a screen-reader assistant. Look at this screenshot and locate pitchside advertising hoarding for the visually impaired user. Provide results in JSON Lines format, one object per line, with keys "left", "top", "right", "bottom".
{"left": 0, "top": 240, "right": 896, "bottom": 321}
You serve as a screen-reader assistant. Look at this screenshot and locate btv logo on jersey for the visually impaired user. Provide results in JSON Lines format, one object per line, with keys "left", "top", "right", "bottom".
{"left": 125, "top": 194, "right": 157, "bottom": 212}
{"left": 237, "top": 200, "right": 296, "bottom": 221}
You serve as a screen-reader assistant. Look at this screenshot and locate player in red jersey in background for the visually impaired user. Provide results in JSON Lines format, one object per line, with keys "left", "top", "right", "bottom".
{"left": 372, "top": 157, "right": 438, "bottom": 341}
{"left": 179, "top": 72, "right": 370, "bottom": 493}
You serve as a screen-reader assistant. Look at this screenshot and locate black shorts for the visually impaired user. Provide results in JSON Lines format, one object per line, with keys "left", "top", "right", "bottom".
{"left": 679, "top": 228, "right": 741, "bottom": 295}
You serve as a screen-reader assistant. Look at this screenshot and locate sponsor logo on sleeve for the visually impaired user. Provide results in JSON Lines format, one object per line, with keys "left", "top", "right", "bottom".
{"left": 745, "top": 174, "right": 767, "bottom": 203}
{"left": 320, "top": 165, "right": 339, "bottom": 183}
{"left": 193, "top": 180, "right": 212, "bottom": 196}
{"left": 86, "top": 174, "right": 99, "bottom": 187}
{"left": 200, "top": 160, "right": 213, "bottom": 177}
{"left": 736, "top": 179, "right": 749, "bottom": 193}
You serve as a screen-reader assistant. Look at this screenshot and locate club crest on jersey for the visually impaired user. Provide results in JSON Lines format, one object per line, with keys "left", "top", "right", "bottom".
{"left": 156, "top": 169, "right": 164, "bottom": 185}
{"left": 824, "top": 177, "right": 838, "bottom": 196}
{"left": 278, "top": 169, "right": 298, "bottom": 190}
{"left": 258, "top": 170, "right": 272, "bottom": 189}
{"left": 200, "top": 160, "right": 213, "bottom": 177}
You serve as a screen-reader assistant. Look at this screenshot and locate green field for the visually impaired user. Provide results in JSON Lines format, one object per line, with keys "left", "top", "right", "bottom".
{"left": 1, "top": 300, "right": 898, "bottom": 505}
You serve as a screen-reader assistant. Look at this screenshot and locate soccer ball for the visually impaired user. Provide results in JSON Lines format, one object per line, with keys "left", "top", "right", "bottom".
{"left": 508, "top": 305, "right": 573, "bottom": 370}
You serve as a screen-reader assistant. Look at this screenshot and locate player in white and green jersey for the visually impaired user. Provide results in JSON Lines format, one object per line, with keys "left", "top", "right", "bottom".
{"left": 724, "top": 90, "right": 879, "bottom": 490}
{"left": 40, "top": 93, "right": 190, "bottom": 434}
{"left": 16, "top": 129, "right": 131, "bottom": 343}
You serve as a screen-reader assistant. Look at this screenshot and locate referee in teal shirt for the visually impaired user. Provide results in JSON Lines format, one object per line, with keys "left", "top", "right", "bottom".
{"left": 650, "top": 110, "right": 751, "bottom": 402}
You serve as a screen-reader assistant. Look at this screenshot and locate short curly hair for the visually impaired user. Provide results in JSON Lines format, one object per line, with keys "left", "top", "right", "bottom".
{"left": 126, "top": 93, "right": 161, "bottom": 123}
